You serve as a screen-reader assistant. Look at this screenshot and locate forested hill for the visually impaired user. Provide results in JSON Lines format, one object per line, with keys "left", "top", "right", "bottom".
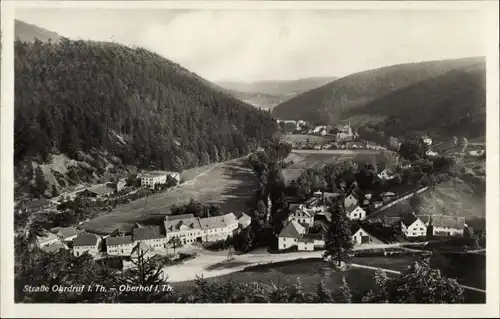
{"left": 355, "top": 61, "right": 486, "bottom": 139}
{"left": 15, "top": 20, "right": 62, "bottom": 43}
{"left": 271, "top": 57, "right": 485, "bottom": 125}
{"left": 14, "top": 38, "right": 278, "bottom": 175}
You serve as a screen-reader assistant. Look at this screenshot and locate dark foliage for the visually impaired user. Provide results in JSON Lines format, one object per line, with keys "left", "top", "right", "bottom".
{"left": 15, "top": 39, "right": 277, "bottom": 172}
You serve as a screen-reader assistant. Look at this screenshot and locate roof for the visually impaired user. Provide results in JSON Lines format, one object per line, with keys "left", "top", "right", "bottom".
{"left": 350, "top": 223, "right": 362, "bottom": 234}
{"left": 166, "top": 214, "right": 195, "bottom": 221}
{"left": 304, "top": 232, "right": 323, "bottom": 240}
{"left": 235, "top": 212, "right": 252, "bottom": 223}
{"left": 57, "top": 227, "right": 81, "bottom": 239}
{"left": 133, "top": 226, "right": 163, "bottom": 241}
{"left": 420, "top": 215, "right": 466, "bottom": 230}
{"left": 401, "top": 214, "right": 420, "bottom": 227}
{"left": 86, "top": 184, "right": 114, "bottom": 196}
{"left": 73, "top": 233, "right": 100, "bottom": 247}
{"left": 279, "top": 221, "right": 304, "bottom": 239}
{"left": 199, "top": 213, "right": 238, "bottom": 230}
{"left": 382, "top": 192, "right": 396, "bottom": 196}
{"left": 165, "top": 215, "right": 201, "bottom": 232}
{"left": 289, "top": 203, "right": 300, "bottom": 212}
{"left": 41, "top": 242, "right": 67, "bottom": 253}
{"left": 346, "top": 204, "right": 363, "bottom": 214}
{"left": 106, "top": 235, "right": 133, "bottom": 246}
{"left": 298, "top": 237, "right": 314, "bottom": 243}
{"left": 37, "top": 231, "right": 59, "bottom": 243}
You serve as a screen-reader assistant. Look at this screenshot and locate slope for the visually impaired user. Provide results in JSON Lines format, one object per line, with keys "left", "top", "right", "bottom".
{"left": 15, "top": 19, "right": 62, "bottom": 43}
{"left": 353, "top": 62, "right": 486, "bottom": 139}
{"left": 14, "top": 38, "right": 278, "bottom": 197}
{"left": 271, "top": 57, "right": 485, "bottom": 124}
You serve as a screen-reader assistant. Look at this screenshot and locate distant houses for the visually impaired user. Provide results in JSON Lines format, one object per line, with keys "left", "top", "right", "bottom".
{"left": 141, "top": 171, "right": 180, "bottom": 189}
{"left": 398, "top": 213, "right": 466, "bottom": 238}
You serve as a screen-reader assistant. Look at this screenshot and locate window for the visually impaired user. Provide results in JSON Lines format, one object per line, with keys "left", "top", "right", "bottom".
{"left": 412, "top": 232, "right": 416, "bottom": 236}
{"left": 283, "top": 244, "right": 286, "bottom": 248}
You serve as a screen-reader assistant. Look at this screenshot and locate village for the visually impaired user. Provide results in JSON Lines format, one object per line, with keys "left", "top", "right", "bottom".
{"left": 26, "top": 122, "right": 481, "bottom": 267}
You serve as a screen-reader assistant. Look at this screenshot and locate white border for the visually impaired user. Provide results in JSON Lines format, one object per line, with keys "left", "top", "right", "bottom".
{"left": 1, "top": 1, "right": 499, "bottom": 318}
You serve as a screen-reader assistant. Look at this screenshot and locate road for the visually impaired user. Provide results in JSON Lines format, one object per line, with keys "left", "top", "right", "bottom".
{"left": 291, "top": 149, "right": 383, "bottom": 155}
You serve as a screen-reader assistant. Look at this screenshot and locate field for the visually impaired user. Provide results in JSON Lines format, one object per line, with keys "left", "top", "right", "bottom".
{"left": 283, "top": 149, "right": 393, "bottom": 185}
{"left": 82, "top": 156, "right": 257, "bottom": 233}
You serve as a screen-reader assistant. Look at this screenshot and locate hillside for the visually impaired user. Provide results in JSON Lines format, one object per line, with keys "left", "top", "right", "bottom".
{"left": 14, "top": 19, "right": 62, "bottom": 43}
{"left": 14, "top": 38, "right": 278, "bottom": 198}
{"left": 353, "top": 62, "right": 486, "bottom": 139}
{"left": 271, "top": 57, "right": 485, "bottom": 125}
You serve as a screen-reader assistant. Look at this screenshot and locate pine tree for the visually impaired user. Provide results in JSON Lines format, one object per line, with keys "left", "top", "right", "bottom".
{"left": 51, "top": 184, "right": 59, "bottom": 198}
{"left": 323, "top": 201, "right": 353, "bottom": 267}
{"left": 337, "top": 276, "right": 352, "bottom": 303}
{"left": 315, "top": 281, "right": 334, "bottom": 303}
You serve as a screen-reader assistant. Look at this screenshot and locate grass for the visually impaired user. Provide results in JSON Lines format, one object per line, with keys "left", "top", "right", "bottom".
{"left": 171, "top": 255, "right": 485, "bottom": 303}
{"left": 82, "top": 156, "right": 257, "bottom": 233}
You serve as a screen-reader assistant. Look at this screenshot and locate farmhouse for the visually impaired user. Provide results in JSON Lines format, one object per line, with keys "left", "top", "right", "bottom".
{"left": 73, "top": 233, "right": 102, "bottom": 257}
{"left": 22, "top": 198, "right": 52, "bottom": 213}
{"left": 298, "top": 232, "right": 325, "bottom": 251}
{"left": 37, "top": 231, "right": 60, "bottom": 248}
{"left": 141, "top": 171, "right": 167, "bottom": 189}
{"left": 288, "top": 205, "right": 315, "bottom": 227}
{"left": 419, "top": 215, "right": 466, "bottom": 236}
{"left": 401, "top": 214, "right": 427, "bottom": 238}
{"left": 278, "top": 221, "right": 306, "bottom": 250}
{"left": 346, "top": 204, "right": 366, "bottom": 220}
{"left": 350, "top": 223, "right": 384, "bottom": 246}
{"left": 344, "top": 193, "right": 359, "bottom": 208}
{"left": 114, "top": 178, "right": 127, "bottom": 192}
{"left": 56, "top": 227, "right": 82, "bottom": 242}
{"left": 133, "top": 226, "right": 165, "bottom": 250}
{"left": 106, "top": 235, "right": 134, "bottom": 256}
{"left": 425, "top": 149, "right": 438, "bottom": 157}
{"left": 164, "top": 214, "right": 202, "bottom": 245}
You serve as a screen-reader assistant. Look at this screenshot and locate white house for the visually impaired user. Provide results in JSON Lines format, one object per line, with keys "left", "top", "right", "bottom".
{"left": 297, "top": 237, "right": 315, "bottom": 251}
{"left": 346, "top": 204, "right": 366, "bottom": 220}
{"left": 278, "top": 221, "right": 306, "bottom": 250}
{"left": 401, "top": 214, "right": 427, "bottom": 238}
{"left": 421, "top": 136, "right": 433, "bottom": 146}
{"left": 234, "top": 212, "right": 252, "bottom": 229}
{"left": 468, "top": 150, "right": 485, "bottom": 157}
{"left": 73, "top": 233, "right": 102, "bottom": 257}
{"left": 133, "top": 226, "right": 166, "bottom": 250}
{"left": 377, "top": 169, "right": 395, "bottom": 181}
{"left": 288, "top": 205, "right": 315, "bottom": 227}
{"left": 350, "top": 223, "right": 384, "bottom": 246}
{"left": 37, "top": 231, "right": 60, "bottom": 248}
{"left": 199, "top": 213, "right": 239, "bottom": 242}
{"left": 106, "top": 235, "right": 135, "bottom": 256}
{"left": 419, "top": 215, "right": 466, "bottom": 236}
{"left": 164, "top": 214, "right": 202, "bottom": 245}
{"left": 425, "top": 149, "right": 438, "bottom": 157}
{"left": 141, "top": 171, "right": 168, "bottom": 189}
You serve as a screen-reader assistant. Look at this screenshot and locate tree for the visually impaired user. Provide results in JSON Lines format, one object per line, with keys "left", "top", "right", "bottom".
{"left": 240, "top": 226, "right": 255, "bottom": 253}
{"left": 369, "top": 253, "right": 465, "bottom": 303}
{"left": 398, "top": 140, "right": 426, "bottom": 161}
{"left": 323, "top": 201, "right": 354, "bottom": 268}
{"left": 315, "top": 281, "right": 334, "bottom": 303}
{"left": 34, "top": 167, "right": 47, "bottom": 197}
{"left": 120, "top": 243, "right": 171, "bottom": 302}
{"left": 337, "top": 276, "right": 352, "bottom": 303}
{"left": 51, "top": 184, "right": 59, "bottom": 198}
{"left": 167, "top": 236, "right": 183, "bottom": 255}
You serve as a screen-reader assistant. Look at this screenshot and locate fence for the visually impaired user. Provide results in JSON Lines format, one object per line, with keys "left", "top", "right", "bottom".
{"left": 363, "top": 186, "right": 428, "bottom": 220}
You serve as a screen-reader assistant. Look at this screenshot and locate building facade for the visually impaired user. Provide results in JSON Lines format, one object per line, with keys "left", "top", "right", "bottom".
{"left": 73, "top": 233, "right": 102, "bottom": 257}
{"left": 401, "top": 214, "right": 427, "bottom": 238}
{"left": 141, "top": 172, "right": 168, "bottom": 189}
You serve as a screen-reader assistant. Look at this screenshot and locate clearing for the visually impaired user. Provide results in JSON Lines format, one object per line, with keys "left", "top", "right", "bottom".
{"left": 82, "top": 156, "right": 257, "bottom": 234}
{"left": 281, "top": 134, "right": 332, "bottom": 144}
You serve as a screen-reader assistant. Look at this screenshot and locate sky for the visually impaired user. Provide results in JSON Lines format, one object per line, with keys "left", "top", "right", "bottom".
{"left": 15, "top": 8, "right": 487, "bottom": 83}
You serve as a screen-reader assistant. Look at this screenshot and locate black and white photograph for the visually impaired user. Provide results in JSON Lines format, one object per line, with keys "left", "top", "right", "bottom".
{"left": 1, "top": 0, "right": 499, "bottom": 317}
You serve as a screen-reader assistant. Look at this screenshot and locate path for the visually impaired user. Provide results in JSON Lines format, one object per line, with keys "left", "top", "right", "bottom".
{"left": 350, "top": 263, "right": 486, "bottom": 293}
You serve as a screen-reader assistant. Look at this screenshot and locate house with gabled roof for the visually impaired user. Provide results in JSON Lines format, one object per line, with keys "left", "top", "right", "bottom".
{"left": 350, "top": 223, "right": 384, "bottom": 246}
{"left": 56, "top": 227, "right": 82, "bottom": 242}
{"left": 37, "top": 231, "right": 60, "bottom": 248}
{"left": 419, "top": 215, "right": 466, "bottom": 236}
{"left": 345, "top": 204, "right": 366, "bottom": 220}
{"left": 401, "top": 213, "right": 427, "bottom": 238}
{"left": 81, "top": 184, "right": 115, "bottom": 199}
{"left": 278, "top": 221, "right": 306, "bottom": 250}
{"left": 344, "top": 192, "right": 359, "bottom": 208}
{"left": 164, "top": 214, "right": 202, "bottom": 245}
{"left": 199, "top": 213, "right": 239, "bottom": 242}
{"left": 287, "top": 204, "right": 316, "bottom": 227}
{"left": 234, "top": 212, "right": 252, "bottom": 229}
{"left": 377, "top": 169, "right": 395, "bottom": 181}
{"left": 133, "top": 226, "right": 166, "bottom": 250}
{"left": 73, "top": 233, "right": 102, "bottom": 257}
{"left": 106, "top": 235, "right": 135, "bottom": 256}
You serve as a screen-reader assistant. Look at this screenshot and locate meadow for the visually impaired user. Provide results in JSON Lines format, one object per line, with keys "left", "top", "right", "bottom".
{"left": 82, "top": 156, "right": 257, "bottom": 234}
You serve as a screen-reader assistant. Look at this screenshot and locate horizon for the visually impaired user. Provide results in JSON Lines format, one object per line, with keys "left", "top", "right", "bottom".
{"left": 15, "top": 9, "right": 487, "bottom": 83}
